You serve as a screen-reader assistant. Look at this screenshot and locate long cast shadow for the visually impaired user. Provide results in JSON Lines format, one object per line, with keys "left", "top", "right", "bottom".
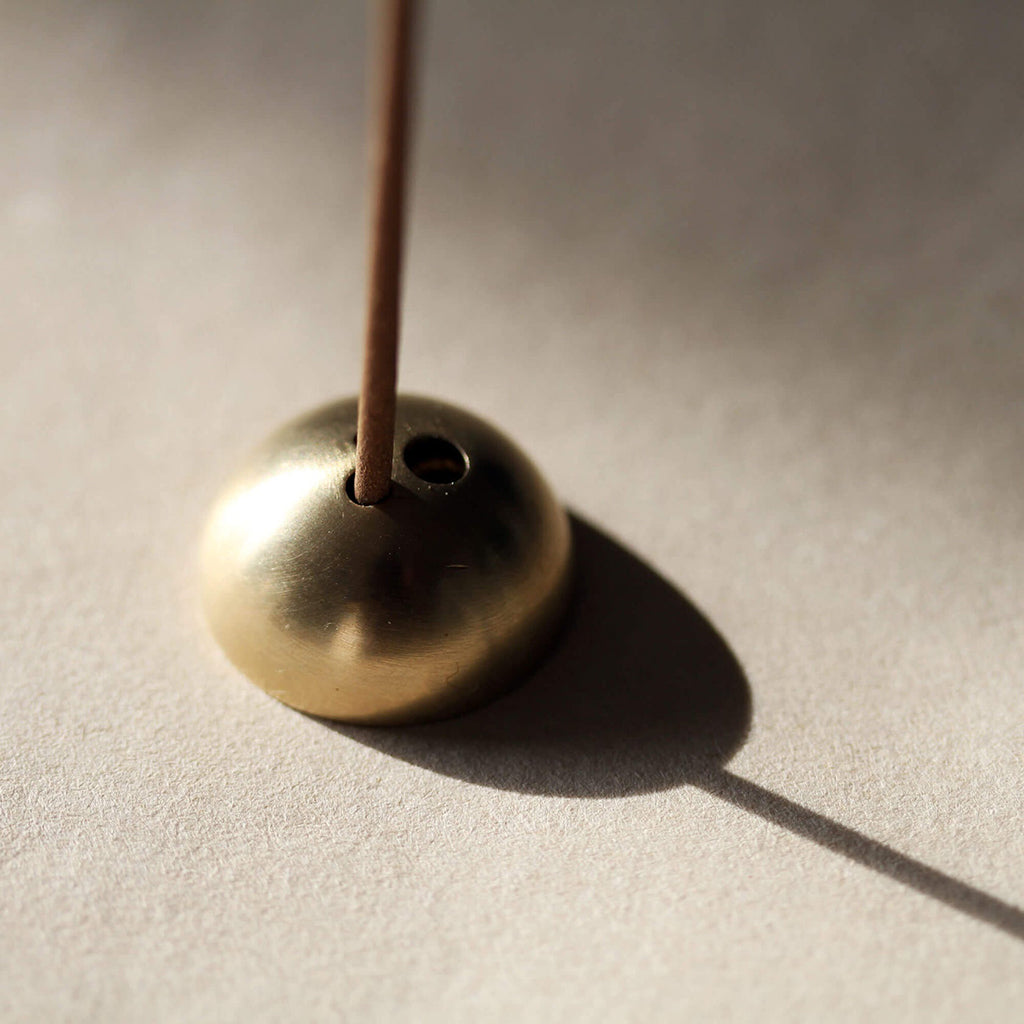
{"left": 693, "top": 768, "right": 1024, "bottom": 940}
{"left": 334, "top": 516, "right": 1024, "bottom": 941}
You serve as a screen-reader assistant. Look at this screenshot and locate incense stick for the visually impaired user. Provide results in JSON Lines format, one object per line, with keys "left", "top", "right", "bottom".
{"left": 354, "top": 0, "right": 414, "bottom": 505}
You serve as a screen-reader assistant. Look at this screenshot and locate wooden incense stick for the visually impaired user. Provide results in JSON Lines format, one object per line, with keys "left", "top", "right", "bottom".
{"left": 354, "top": 0, "right": 414, "bottom": 505}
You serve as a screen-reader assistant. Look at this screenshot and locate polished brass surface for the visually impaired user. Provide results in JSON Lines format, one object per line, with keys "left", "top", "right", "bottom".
{"left": 200, "top": 395, "right": 573, "bottom": 724}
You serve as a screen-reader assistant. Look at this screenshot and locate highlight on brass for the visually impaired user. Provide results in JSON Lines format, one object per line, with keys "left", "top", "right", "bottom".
{"left": 200, "top": 395, "right": 573, "bottom": 725}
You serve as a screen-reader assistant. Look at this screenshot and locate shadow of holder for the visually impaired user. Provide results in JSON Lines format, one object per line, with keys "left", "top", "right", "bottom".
{"left": 338, "top": 515, "right": 753, "bottom": 797}
{"left": 334, "top": 516, "right": 1024, "bottom": 941}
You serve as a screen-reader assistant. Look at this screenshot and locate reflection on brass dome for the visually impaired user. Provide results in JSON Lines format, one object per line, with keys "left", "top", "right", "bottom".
{"left": 200, "top": 395, "right": 573, "bottom": 725}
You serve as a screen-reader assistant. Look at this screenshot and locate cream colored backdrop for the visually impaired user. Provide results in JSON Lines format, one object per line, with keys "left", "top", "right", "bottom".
{"left": 2, "top": 2, "right": 1023, "bottom": 1020}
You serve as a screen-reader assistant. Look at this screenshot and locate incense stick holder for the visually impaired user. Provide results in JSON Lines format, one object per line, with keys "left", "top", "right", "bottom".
{"left": 200, "top": 394, "right": 573, "bottom": 725}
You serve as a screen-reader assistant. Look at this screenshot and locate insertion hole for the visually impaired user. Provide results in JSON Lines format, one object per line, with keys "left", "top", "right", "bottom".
{"left": 403, "top": 435, "right": 467, "bottom": 485}
{"left": 345, "top": 471, "right": 391, "bottom": 505}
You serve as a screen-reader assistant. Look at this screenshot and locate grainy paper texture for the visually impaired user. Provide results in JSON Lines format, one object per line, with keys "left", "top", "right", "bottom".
{"left": 2, "top": 2, "right": 1023, "bottom": 1020}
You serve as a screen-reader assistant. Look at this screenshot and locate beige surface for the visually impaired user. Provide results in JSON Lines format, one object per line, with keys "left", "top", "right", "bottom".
{"left": 2, "top": 1, "right": 1024, "bottom": 1020}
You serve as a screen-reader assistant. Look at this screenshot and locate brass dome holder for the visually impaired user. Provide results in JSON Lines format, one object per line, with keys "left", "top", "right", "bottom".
{"left": 201, "top": 396, "right": 572, "bottom": 724}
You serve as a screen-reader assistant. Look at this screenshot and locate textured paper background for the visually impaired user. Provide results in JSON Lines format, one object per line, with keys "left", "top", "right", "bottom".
{"left": 2, "top": 1, "right": 1023, "bottom": 1020}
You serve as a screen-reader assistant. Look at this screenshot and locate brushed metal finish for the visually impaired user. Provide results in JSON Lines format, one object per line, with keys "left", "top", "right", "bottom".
{"left": 200, "top": 395, "right": 573, "bottom": 724}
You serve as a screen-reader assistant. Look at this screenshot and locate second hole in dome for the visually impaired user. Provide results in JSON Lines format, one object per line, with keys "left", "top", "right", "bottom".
{"left": 403, "top": 435, "right": 466, "bottom": 484}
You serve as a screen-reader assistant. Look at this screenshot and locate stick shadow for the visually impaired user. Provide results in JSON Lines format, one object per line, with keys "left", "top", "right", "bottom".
{"left": 331, "top": 515, "right": 1024, "bottom": 941}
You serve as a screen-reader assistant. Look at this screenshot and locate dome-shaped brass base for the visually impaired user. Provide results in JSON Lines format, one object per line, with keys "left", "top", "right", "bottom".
{"left": 200, "top": 395, "right": 573, "bottom": 725}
